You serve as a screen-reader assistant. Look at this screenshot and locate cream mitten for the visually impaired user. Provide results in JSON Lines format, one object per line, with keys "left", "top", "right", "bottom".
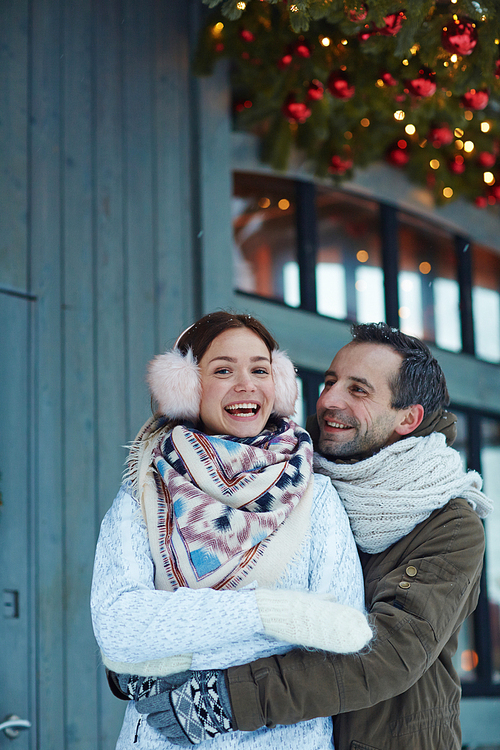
{"left": 255, "top": 588, "right": 372, "bottom": 653}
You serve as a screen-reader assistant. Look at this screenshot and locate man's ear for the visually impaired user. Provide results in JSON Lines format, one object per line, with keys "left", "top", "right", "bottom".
{"left": 394, "top": 404, "right": 425, "bottom": 436}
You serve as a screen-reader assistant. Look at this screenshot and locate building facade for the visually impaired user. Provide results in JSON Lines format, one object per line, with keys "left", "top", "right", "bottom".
{"left": 0, "top": 0, "right": 499, "bottom": 747}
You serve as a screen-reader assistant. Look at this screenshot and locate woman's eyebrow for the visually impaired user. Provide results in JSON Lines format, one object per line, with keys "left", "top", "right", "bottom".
{"left": 208, "top": 355, "right": 270, "bottom": 364}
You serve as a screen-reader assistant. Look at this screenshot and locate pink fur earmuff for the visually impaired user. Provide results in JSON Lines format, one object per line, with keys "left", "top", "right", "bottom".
{"left": 147, "top": 346, "right": 298, "bottom": 421}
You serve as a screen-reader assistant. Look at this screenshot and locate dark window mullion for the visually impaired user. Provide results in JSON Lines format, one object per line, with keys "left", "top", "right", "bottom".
{"left": 380, "top": 203, "right": 399, "bottom": 328}
{"left": 295, "top": 180, "right": 318, "bottom": 312}
{"left": 456, "top": 236, "right": 475, "bottom": 355}
{"left": 467, "top": 411, "right": 493, "bottom": 691}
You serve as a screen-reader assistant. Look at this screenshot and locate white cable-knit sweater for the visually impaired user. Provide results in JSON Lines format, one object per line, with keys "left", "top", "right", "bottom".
{"left": 91, "top": 474, "right": 365, "bottom": 750}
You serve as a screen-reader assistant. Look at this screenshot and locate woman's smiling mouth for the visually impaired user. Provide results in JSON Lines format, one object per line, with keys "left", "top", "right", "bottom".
{"left": 225, "top": 402, "right": 260, "bottom": 418}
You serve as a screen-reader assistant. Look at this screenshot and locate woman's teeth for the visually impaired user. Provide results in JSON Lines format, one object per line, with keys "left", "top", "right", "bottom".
{"left": 226, "top": 403, "right": 259, "bottom": 417}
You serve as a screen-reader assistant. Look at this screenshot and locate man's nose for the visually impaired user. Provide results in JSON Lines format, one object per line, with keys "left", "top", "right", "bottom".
{"left": 318, "top": 383, "right": 344, "bottom": 410}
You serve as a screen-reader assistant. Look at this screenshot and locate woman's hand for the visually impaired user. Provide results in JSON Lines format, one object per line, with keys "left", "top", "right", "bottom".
{"left": 255, "top": 588, "right": 373, "bottom": 653}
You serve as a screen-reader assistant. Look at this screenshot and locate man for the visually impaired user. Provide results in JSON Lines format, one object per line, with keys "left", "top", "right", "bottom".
{"left": 132, "top": 323, "right": 493, "bottom": 749}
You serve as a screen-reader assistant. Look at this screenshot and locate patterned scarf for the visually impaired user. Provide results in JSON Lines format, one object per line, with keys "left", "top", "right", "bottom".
{"left": 129, "top": 416, "right": 313, "bottom": 591}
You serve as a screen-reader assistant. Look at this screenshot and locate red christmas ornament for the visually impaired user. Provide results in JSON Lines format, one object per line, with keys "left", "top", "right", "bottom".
{"left": 475, "top": 196, "right": 488, "bottom": 208}
{"left": 359, "top": 30, "right": 372, "bottom": 41}
{"left": 329, "top": 155, "right": 354, "bottom": 174}
{"left": 215, "top": 42, "right": 224, "bottom": 53}
{"left": 278, "top": 53, "right": 293, "bottom": 69}
{"left": 407, "top": 69, "right": 436, "bottom": 98}
{"left": 239, "top": 29, "right": 255, "bottom": 43}
{"left": 461, "top": 89, "right": 489, "bottom": 110}
{"left": 327, "top": 71, "right": 355, "bottom": 100}
{"left": 381, "top": 71, "right": 398, "bottom": 86}
{"left": 282, "top": 97, "right": 312, "bottom": 124}
{"left": 428, "top": 125, "right": 454, "bottom": 147}
{"left": 307, "top": 80, "right": 324, "bottom": 101}
{"left": 295, "top": 42, "right": 311, "bottom": 58}
{"left": 449, "top": 155, "right": 465, "bottom": 174}
{"left": 387, "top": 143, "right": 410, "bottom": 166}
{"left": 478, "top": 152, "right": 496, "bottom": 168}
{"left": 441, "top": 18, "right": 478, "bottom": 56}
{"left": 378, "top": 12, "right": 406, "bottom": 36}
{"left": 490, "top": 184, "right": 500, "bottom": 200}
{"left": 347, "top": 4, "right": 368, "bottom": 22}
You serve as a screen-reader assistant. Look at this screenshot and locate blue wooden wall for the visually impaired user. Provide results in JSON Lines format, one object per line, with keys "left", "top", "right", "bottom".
{"left": 0, "top": 1, "right": 233, "bottom": 747}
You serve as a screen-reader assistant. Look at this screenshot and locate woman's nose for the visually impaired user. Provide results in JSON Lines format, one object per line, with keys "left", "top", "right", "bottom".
{"left": 235, "top": 372, "right": 256, "bottom": 391}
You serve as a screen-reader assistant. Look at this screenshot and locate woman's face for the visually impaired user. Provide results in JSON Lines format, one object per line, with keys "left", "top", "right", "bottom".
{"left": 198, "top": 327, "right": 275, "bottom": 437}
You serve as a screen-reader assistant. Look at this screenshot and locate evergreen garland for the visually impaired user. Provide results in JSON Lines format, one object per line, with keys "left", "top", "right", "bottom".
{"left": 196, "top": 0, "right": 500, "bottom": 206}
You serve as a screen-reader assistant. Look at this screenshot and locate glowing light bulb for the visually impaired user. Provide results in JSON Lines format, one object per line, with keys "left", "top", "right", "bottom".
{"left": 360, "top": 118, "right": 370, "bottom": 127}
{"left": 394, "top": 110, "right": 405, "bottom": 121}
{"left": 451, "top": 54, "right": 458, "bottom": 63}
{"left": 236, "top": 1, "right": 246, "bottom": 8}
{"left": 465, "top": 110, "right": 474, "bottom": 121}
{"left": 443, "top": 187, "right": 454, "bottom": 198}
{"left": 454, "top": 128, "right": 464, "bottom": 137}
{"left": 357, "top": 250, "right": 369, "bottom": 263}
{"left": 320, "top": 36, "right": 331, "bottom": 46}
{"left": 481, "top": 122, "right": 491, "bottom": 133}
{"left": 484, "top": 172, "right": 495, "bottom": 185}
{"left": 402, "top": 59, "right": 409, "bottom": 66}
{"left": 212, "top": 22, "right": 224, "bottom": 35}
{"left": 430, "top": 159, "right": 440, "bottom": 169}
{"left": 405, "top": 124, "right": 416, "bottom": 135}
{"left": 258, "top": 197, "right": 271, "bottom": 208}
{"left": 464, "top": 140, "right": 474, "bottom": 152}
{"left": 419, "top": 262, "right": 431, "bottom": 274}
{"left": 341, "top": 39, "right": 348, "bottom": 45}
{"left": 278, "top": 199, "right": 290, "bottom": 210}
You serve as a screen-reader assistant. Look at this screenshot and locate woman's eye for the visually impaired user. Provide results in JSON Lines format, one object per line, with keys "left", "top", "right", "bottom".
{"left": 253, "top": 368, "right": 270, "bottom": 375}
{"left": 214, "top": 368, "right": 231, "bottom": 375}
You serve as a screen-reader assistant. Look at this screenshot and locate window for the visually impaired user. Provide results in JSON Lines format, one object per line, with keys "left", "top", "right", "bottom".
{"left": 473, "top": 244, "right": 500, "bottom": 363}
{"left": 398, "top": 212, "right": 461, "bottom": 351}
{"left": 232, "top": 172, "right": 500, "bottom": 364}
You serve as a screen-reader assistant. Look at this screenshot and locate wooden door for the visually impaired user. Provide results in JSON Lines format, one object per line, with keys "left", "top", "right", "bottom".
{"left": 0, "top": 292, "right": 35, "bottom": 749}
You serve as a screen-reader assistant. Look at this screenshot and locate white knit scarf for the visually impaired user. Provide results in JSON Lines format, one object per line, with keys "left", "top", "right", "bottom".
{"left": 314, "top": 432, "right": 493, "bottom": 554}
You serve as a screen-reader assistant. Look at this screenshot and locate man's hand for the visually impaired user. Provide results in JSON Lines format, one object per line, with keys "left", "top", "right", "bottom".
{"left": 135, "top": 670, "right": 234, "bottom": 745}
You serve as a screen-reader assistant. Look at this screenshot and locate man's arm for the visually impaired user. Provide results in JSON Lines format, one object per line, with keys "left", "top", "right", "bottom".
{"left": 226, "top": 498, "right": 485, "bottom": 731}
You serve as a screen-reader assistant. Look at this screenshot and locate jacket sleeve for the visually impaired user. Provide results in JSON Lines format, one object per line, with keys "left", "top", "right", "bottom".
{"left": 226, "top": 498, "right": 485, "bottom": 731}
{"left": 90, "top": 485, "right": 265, "bottom": 663}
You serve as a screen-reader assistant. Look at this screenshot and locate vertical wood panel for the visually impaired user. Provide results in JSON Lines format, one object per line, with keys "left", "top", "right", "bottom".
{"left": 0, "top": 0, "right": 29, "bottom": 292}
{"left": 154, "top": 0, "right": 195, "bottom": 349}
{"left": 196, "top": 57, "right": 234, "bottom": 314}
{"left": 30, "top": 0, "right": 65, "bottom": 745}
{"left": 123, "top": 0, "right": 156, "bottom": 435}
{"left": 61, "top": 0, "right": 98, "bottom": 747}
{"left": 94, "top": 0, "right": 128, "bottom": 742}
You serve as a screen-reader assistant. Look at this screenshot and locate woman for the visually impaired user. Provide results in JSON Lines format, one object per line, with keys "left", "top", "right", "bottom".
{"left": 91, "top": 311, "right": 371, "bottom": 749}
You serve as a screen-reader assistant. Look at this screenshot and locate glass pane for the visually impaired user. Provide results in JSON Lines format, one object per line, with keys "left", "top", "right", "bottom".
{"left": 480, "top": 418, "right": 500, "bottom": 684}
{"left": 398, "top": 213, "right": 461, "bottom": 351}
{"left": 450, "top": 411, "right": 478, "bottom": 683}
{"left": 473, "top": 244, "right": 500, "bottom": 363}
{"left": 315, "top": 190, "right": 383, "bottom": 323}
{"left": 233, "top": 173, "right": 298, "bottom": 305}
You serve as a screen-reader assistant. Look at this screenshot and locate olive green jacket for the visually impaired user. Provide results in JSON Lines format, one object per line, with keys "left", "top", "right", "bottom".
{"left": 226, "top": 496, "right": 485, "bottom": 750}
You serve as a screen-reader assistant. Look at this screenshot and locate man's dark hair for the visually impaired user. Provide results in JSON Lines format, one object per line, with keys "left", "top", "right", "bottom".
{"left": 350, "top": 322, "right": 450, "bottom": 416}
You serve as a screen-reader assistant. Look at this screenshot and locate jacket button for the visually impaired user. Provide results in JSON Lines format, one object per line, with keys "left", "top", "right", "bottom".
{"left": 406, "top": 566, "right": 417, "bottom": 577}
{"left": 399, "top": 581, "right": 411, "bottom": 589}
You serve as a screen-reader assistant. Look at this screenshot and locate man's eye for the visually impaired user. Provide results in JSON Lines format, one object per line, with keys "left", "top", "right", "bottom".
{"left": 324, "top": 380, "right": 335, "bottom": 389}
{"left": 352, "top": 386, "right": 367, "bottom": 394}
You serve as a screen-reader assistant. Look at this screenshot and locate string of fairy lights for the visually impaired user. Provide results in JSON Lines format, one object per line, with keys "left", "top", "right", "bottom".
{"left": 196, "top": 0, "right": 500, "bottom": 207}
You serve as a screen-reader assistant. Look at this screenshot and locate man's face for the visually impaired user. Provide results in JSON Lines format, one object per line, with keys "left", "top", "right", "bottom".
{"left": 316, "top": 342, "right": 409, "bottom": 459}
